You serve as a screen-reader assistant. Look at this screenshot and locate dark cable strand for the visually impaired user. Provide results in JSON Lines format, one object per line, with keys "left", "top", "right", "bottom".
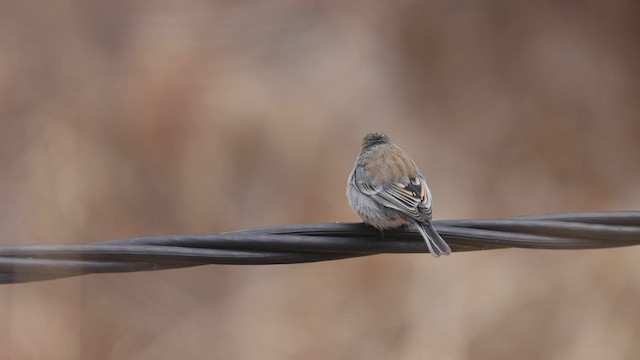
{"left": 0, "top": 211, "right": 638, "bottom": 284}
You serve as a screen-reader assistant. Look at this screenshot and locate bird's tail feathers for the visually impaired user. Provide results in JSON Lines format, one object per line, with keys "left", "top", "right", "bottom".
{"left": 415, "top": 222, "right": 451, "bottom": 257}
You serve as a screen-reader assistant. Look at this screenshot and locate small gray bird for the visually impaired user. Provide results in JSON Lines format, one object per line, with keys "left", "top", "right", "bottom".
{"left": 347, "top": 133, "right": 451, "bottom": 257}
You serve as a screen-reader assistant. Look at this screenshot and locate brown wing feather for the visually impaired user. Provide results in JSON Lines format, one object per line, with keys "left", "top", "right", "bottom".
{"left": 363, "top": 147, "right": 418, "bottom": 183}
{"left": 358, "top": 145, "right": 433, "bottom": 221}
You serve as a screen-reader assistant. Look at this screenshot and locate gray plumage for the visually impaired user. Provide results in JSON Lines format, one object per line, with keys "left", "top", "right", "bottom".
{"left": 347, "top": 133, "right": 451, "bottom": 257}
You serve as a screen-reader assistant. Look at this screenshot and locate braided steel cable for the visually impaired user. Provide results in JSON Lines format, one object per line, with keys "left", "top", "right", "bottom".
{"left": 1, "top": 211, "right": 639, "bottom": 284}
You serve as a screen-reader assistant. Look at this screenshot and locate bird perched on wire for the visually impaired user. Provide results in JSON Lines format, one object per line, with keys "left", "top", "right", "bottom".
{"left": 347, "top": 132, "right": 451, "bottom": 257}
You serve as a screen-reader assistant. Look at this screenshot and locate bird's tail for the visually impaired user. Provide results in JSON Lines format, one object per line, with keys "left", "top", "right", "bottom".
{"left": 415, "top": 221, "right": 451, "bottom": 257}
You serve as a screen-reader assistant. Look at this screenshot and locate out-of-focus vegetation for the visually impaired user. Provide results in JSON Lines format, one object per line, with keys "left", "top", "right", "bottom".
{"left": 1, "top": 1, "right": 639, "bottom": 359}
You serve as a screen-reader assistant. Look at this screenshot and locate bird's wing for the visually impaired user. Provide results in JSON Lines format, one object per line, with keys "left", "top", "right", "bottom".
{"left": 354, "top": 166, "right": 432, "bottom": 221}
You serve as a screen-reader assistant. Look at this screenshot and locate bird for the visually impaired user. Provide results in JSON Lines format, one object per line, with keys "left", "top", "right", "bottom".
{"left": 347, "top": 132, "right": 451, "bottom": 257}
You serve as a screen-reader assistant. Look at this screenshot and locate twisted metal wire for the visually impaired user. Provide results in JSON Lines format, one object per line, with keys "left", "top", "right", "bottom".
{"left": 1, "top": 211, "right": 639, "bottom": 284}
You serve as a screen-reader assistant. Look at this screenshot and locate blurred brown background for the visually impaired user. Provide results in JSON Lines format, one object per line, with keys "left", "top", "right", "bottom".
{"left": 1, "top": 1, "right": 640, "bottom": 359}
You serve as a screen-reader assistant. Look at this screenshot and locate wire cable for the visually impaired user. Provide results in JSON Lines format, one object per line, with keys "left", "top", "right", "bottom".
{"left": 1, "top": 211, "right": 638, "bottom": 284}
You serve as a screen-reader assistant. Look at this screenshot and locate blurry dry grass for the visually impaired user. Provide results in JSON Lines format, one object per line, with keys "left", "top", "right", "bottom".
{"left": 1, "top": 1, "right": 640, "bottom": 359}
